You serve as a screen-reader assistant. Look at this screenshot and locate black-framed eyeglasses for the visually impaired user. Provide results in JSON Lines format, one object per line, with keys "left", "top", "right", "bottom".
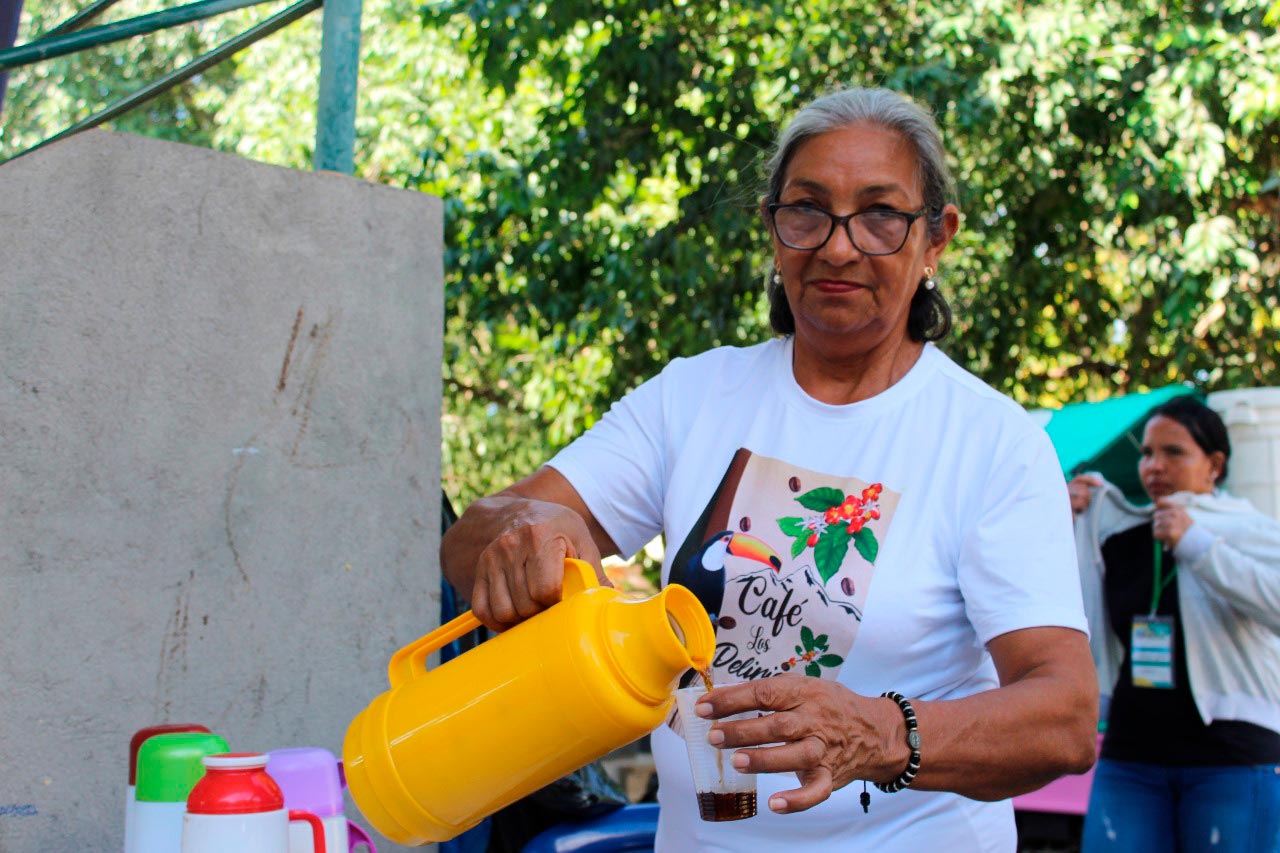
{"left": 767, "top": 203, "right": 929, "bottom": 255}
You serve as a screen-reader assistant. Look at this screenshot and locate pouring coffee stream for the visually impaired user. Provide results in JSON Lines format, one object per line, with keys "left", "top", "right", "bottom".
{"left": 343, "top": 558, "right": 716, "bottom": 845}
{"left": 696, "top": 667, "right": 723, "bottom": 784}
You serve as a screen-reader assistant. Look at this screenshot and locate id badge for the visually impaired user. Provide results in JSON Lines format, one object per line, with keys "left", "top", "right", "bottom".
{"left": 1131, "top": 615, "right": 1176, "bottom": 689}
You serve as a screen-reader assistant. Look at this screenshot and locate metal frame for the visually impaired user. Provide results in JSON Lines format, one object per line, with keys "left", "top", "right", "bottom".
{"left": 18, "top": 0, "right": 321, "bottom": 159}
{"left": 0, "top": 0, "right": 361, "bottom": 173}
{"left": 0, "top": 0, "right": 279, "bottom": 71}
{"left": 43, "top": 0, "right": 127, "bottom": 37}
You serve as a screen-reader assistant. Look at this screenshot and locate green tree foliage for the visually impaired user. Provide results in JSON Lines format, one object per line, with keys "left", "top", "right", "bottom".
{"left": 3, "top": 0, "right": 1278, "bottom": 515}
{"left": 420, "top": 0, "right": 1279, "bottom": 511}
{"left": 938, "top": 0, "right": 1280, "bottom": 400}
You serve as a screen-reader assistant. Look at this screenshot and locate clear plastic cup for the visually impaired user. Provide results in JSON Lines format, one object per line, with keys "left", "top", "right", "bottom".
{"left": 674, "top": 685, "right": 757, "bottom": 822}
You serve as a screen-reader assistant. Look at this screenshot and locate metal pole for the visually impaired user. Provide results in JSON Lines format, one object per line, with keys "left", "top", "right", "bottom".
{"left": 314, "top": 0, "right": 361, "bottom": 173}
{"left": 0, "top": 0, "right": 277, "bottom": 72}
{"left": 45, "top": 0, "right": 127, "bottom": 38}
{"left": 0, "top": 0, "right": 22, "bottom": 115}
{"left": 5, "top": 0, "right": 321, "bottom": 163}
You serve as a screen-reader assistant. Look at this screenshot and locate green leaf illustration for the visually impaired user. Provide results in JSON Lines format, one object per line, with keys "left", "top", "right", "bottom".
{"left": 790, "top": 535, "right": 807, "bottom": 559}
{"left": 796, "top": 487, "right": 844, "bottom": 512}
{"left": 805, "top": 663, "right": 822, "bottom": 678}
{"left": 795, "top": 645, "right": 804, "bottom": 655}
{"left": 817, "top": 654, "right": 844, "bottom": 667}
{"left": 853, "top": 527, "right": 879, "bottom": 564}
{"left": 800, "top": 625, "right": 815, "bottom": 650}
{"left": 778, "top": 516, "right": 806, "bottom": 536}
{"left": 814, "top": 525, "right": 851, "bottom": 584}
{"left": 814, "top": 634, "right": 829, "bottom": 651}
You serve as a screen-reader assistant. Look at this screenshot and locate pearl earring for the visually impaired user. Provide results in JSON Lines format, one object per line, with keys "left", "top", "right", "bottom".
{"left": 923, "top": 266, "right": 936, "bottom": 291}
{"left": 772, "top": 270, "right": 781, "bottom": 286}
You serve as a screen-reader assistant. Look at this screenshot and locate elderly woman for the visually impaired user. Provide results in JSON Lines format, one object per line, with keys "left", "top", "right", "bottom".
{"left": 1070, "top": 397, "right": 1280, "bottom": 851}
{"left": 442, "top": 86, "right": 1097, "bottom": 850}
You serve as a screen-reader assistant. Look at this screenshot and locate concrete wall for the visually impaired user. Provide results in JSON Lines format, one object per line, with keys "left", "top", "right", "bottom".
{"left": 0, "top": 130, "right": 443, "bottom": 851}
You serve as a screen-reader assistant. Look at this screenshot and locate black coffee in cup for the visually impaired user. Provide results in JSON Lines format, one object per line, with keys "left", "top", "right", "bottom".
{"left": 697, "top": 790, "right": 757, "bottom": 821}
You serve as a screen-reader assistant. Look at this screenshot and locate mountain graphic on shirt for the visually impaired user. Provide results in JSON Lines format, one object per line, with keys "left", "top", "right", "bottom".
{"left": 727, "top": 562, "right": 862, "bottom": 622}
{"left": 714, "top": 561, "right": 860, "bottom": 682}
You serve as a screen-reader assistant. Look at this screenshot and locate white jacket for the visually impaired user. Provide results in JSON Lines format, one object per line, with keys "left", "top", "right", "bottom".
{"left": 1075, "top": 476, "right": 1280, "bottom": 733}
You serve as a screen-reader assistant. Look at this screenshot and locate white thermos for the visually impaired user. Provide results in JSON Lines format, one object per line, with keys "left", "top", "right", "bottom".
{"left": 133, "top": 732, "right": 229, "bottom": 853}
{"left": 124, "top": 724, "right": 211, "bottom": 853}
{"left": 181, "top": 753, "right": 325, "bottom": 853}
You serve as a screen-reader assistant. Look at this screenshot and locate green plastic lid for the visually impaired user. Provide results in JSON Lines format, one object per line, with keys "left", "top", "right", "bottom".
{"left": 135, "top": 731, "right": 230, "bottom": 803}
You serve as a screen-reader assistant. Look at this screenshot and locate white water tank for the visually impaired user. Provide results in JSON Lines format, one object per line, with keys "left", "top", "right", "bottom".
{"left": 1208, "top": 388, "right": 1280, "bottom": 522}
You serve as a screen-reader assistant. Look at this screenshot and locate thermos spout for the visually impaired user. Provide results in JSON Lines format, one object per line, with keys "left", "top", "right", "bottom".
{"left": 602, "top": 585, "right": 715, "bottom": 703}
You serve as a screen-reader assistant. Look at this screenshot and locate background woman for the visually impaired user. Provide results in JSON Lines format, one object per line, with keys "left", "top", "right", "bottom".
{"left": 443, "top": 85, "right": 1097, "bottom": 850}
{"left": 1070, "top": 396, "right": 1280, "bottom": 851}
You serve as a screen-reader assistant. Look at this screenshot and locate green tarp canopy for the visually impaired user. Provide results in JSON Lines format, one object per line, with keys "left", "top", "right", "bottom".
{"left": 1035, "top": 385, "right": 1202, "bottom": 504}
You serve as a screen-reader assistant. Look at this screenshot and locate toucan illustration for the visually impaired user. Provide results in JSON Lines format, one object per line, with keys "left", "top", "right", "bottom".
{"left": 671, "top": 530, "right": 783, "bottom": 622}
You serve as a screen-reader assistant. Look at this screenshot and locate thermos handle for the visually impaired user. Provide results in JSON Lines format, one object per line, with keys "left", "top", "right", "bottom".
{"left": 387, "top": 611, "right": 484, "bottom": 687}
{"left": 387, "top": 558, "right": 599, "bottom": 687}
{"left": 288, "top": 809, "right": 326, "bottom": 853}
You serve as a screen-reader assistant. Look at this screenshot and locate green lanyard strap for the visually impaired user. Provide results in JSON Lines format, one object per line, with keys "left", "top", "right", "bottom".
{"left": 1149, "top": 537, "right": 1177, "bottom": 616}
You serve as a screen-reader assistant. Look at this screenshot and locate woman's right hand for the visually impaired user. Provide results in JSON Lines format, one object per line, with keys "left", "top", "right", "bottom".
{"left": 440, "top": 467, "right": 616, "bottom": 633}
{"left": 1067, "top": 474, "right": 1102, "bottom": 517}
{"left": 468, "top": 496, "right": 605, "bottom": 631}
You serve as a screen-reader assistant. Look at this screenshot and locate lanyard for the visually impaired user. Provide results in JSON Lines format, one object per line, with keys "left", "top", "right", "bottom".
{"left": 1149, "top": 538, "right": 1176, "bottom": 616}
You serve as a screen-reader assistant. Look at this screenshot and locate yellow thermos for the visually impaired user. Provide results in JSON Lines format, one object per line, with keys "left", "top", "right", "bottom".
{"left": 343, "top": 558, "right": 715, "bottom": 846}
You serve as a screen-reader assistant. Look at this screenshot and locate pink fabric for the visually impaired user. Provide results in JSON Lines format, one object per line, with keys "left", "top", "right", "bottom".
{"left": 1011, "top": 735, "right": 1103, "bottom": 816}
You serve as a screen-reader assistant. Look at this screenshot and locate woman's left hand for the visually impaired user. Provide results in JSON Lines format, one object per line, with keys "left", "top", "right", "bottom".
{"left": 1152, "top": 498, "right": 1194, "bottom": 549}
{"left": 696, "top": 675, "right": 907, "bottom": 814}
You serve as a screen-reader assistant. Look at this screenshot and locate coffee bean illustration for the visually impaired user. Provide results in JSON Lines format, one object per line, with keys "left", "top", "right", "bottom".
{"left": 738, "top": 516, "right": 751, "bottom": 532}
{"left": 788, "top": 476, "right": 801, "bottom": 492}
{"left": 718, "top": 616, "right": 737, "bottom": 630}
{"left": 841, "top": 577, "right": 856, "bottom": 596}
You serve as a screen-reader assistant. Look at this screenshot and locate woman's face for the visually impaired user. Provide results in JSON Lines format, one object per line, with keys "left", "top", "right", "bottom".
{"left": 1139, "top": 415, "right": 1224, "bottom": 500}
{"left": 768, "top": 122, "right": 958, "bottom": 356}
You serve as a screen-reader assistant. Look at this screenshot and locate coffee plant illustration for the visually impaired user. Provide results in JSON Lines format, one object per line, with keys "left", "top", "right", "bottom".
{"left": 777, "top": 484, "right": 883, "bottom": 584}
{"left": 781, "top": 626, "right": 845, "bottom": 677}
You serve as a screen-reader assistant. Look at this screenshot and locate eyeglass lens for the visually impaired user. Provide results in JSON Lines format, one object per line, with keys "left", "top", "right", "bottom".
{"left": 774, "top": 207, "right": 912, "bottom": 254}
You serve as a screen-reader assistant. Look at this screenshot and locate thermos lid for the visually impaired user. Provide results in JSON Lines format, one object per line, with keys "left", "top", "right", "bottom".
{"left": 266, "top": 747, "right": 345, "bottom": 818}
{"left": 186, "top": 753, "right": 285, "bottom": 815}
{"left": 128, "top": 723, "right": 211, "bottom": 784}
{"left": 135, "top": 732, "right": 230, "bottom": 803}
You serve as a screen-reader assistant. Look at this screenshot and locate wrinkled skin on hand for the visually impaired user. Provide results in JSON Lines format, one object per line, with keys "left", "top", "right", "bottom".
{"left": 694, "top": 675, "right": 906, "bottom": 813}
{"left": 469, "top": 498, "right": 604, "bottom": 632}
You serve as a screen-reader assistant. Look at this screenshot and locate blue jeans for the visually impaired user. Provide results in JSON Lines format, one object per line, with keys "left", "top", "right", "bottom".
{"left": 1082, "top": 758, "right": 1280, "bottom": 852}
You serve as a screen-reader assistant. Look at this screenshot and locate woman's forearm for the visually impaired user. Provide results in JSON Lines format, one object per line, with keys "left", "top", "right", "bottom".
{"left": 909, "top": 628, "right": 1098, "bottom": 800}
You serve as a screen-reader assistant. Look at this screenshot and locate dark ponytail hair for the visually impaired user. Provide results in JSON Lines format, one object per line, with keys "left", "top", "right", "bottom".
{"left": 1147, "top": 396, "right": 1231, "bottom": 484}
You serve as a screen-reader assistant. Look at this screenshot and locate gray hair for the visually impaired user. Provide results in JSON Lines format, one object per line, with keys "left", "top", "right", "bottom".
{"left": 763, "top": 87, "right": 957, "bottom": 341}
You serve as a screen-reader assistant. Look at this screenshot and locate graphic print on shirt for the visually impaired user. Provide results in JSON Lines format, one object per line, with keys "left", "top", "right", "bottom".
{"left": 669, "top": 448, "right": 901, "bottom": 686}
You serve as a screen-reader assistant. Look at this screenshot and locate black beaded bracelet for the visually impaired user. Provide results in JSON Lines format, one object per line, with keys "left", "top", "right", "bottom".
{"left": 873, "top": 691, "right": 921, "bottom": 794}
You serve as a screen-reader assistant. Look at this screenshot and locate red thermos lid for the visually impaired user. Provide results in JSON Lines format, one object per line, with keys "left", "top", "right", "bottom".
{"left": 186, "top": 753, "right": 285, "bottom": 815}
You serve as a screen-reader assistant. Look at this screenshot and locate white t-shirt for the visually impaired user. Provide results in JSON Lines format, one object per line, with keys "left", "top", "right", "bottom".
{"left": 549, "top": 338, "right": 1087, "bottom": 852}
